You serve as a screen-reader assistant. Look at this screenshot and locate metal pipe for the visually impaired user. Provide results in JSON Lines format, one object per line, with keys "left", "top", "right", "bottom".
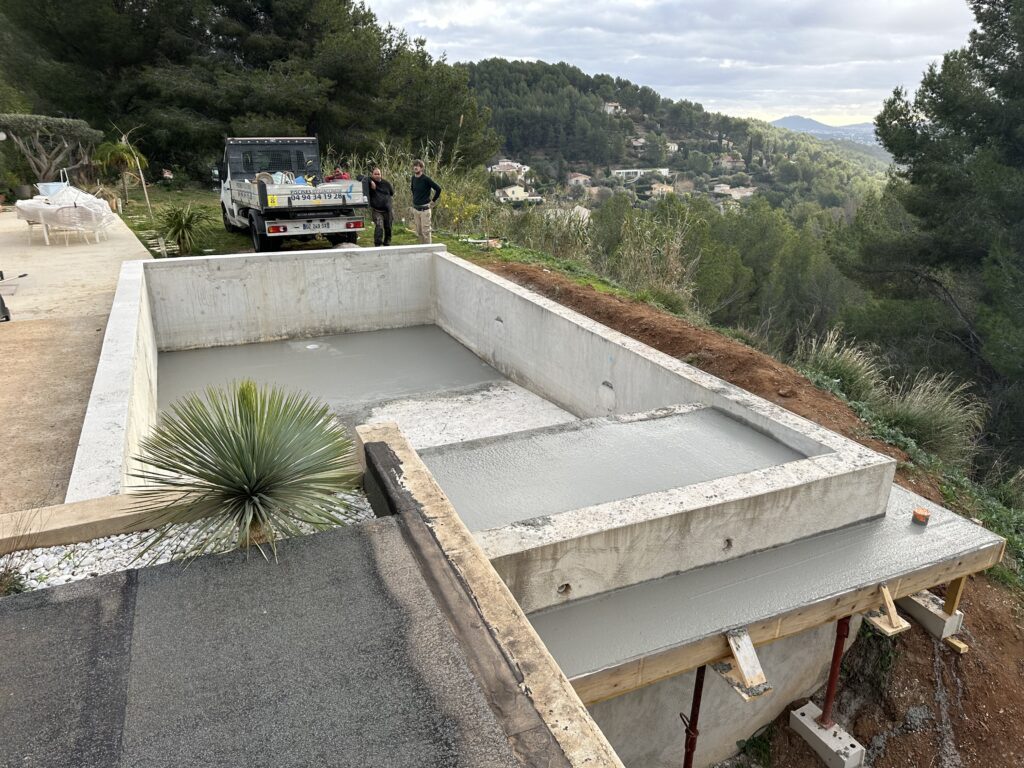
{"left": 817, "top": 615, "right": 851, "bottom": 728}
{"left": 680, "top": 664, "right": 707, "bottom": 768}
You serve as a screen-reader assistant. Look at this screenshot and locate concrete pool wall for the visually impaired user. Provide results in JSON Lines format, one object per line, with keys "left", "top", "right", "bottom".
{"left": 66, "top": 246, "right": 893, "bottom": 555}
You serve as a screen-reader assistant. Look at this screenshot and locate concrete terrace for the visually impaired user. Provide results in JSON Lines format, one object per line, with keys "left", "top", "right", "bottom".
{"left": 0, "top": 210, "right": 151, "bottom": 514}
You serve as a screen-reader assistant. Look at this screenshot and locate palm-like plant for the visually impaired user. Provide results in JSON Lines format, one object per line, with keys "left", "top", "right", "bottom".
{"left": 131, "top": 380, "right": 361, "bottom": 561}
{"left": 94, "top": 138, "right": 148, "bottom": 204}
{"left": 156, "top": 202, "right": 214, "bottom": 255}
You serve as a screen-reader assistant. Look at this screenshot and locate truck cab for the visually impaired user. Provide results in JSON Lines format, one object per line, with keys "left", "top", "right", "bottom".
{"left": 218, "top": 137, "right": 368, "bottom": 251}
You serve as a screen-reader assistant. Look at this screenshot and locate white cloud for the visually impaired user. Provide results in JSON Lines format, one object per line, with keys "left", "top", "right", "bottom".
{"left": 365, "top": 0, "right": 976, "bottom": 124}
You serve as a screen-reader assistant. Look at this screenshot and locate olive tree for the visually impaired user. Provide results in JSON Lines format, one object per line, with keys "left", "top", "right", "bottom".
{"left": 0, "top": 114, "right": 102, "bottom": 181}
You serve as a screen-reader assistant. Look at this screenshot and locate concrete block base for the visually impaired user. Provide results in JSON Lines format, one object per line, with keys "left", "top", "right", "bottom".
{"left": 897, "top": 591, "right": 964, "bottom": 640}
{"left": 789, "top": 702, "right": 865, "bottom": 768}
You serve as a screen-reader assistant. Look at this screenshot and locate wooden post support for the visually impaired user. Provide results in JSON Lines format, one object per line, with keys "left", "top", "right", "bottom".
{"left": 712, "top": 628, "right": 772, "bottom": 701}
{"left": 944, "top": 576, "right": 967, "bottom": 615}
{"left": 864, "top": 583, "right": 911, "bottom": 636}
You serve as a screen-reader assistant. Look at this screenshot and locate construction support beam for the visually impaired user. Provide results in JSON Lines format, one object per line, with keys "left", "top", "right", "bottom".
{"left": 680, "top": 665, "right": 706, "bottom": 768}
{"left": 863, "top": 584, "right": 911, "bottom": 637}
{"left": 712, "top": 628, "right": 772, "bottom": 701}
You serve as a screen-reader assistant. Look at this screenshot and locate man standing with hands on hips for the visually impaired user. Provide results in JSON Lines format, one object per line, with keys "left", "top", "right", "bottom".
{"left": 411, "top": 159, "right": 442, "bottom": 243}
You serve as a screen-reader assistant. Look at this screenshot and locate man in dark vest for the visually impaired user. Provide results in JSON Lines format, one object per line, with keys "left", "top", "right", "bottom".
{"left": 367, "top": 167, "right": 394, "bottom": 246}
{"left": 410, "top": 158, "right": 442, "bottom": 243}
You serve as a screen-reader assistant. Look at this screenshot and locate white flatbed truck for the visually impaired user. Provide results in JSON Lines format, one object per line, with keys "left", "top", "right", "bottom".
{"left": 218, "top": 137, "right": 367, "bottom": 251}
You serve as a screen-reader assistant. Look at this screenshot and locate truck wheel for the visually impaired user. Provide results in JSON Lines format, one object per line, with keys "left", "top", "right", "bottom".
{"left": 249, "top": 214, "right": 281, "bottom": 252}
{"left": 222, "top": 205, "right": 244, "bottom": 233}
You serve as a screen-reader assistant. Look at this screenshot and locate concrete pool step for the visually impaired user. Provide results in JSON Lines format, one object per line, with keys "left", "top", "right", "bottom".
{"left": 527, "top": 486, "right": 1004, "bottom": 703}
{"left": 420, "top": 405, "right": 807, "bottom": 532}
{"left": 420, "top": 406, "right": 896, "bottom": 612}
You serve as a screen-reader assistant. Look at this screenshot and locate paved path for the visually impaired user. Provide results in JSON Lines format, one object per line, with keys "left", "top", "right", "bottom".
{"left": 0, "top": 209, "right": 151, "bottom": 514}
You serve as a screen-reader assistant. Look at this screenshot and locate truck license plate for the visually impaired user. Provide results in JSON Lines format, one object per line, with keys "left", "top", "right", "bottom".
{"left": 292, "top": 191, "right": 347, "bottom": 203}
{"left": 300, "top": 221, "right": 333, "bottom": 231}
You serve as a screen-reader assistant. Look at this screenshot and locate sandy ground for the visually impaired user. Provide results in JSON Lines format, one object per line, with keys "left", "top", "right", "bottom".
{"left": 0, "top": 209, "right": 150, "bottom": 513}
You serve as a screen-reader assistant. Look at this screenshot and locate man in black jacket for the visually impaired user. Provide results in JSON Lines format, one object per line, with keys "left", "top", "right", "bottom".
{"left": 410, "top": 159, "right": 442, "bottom": 243}
{"left": 367, "top": 167, "right": 394, "bottom": 246}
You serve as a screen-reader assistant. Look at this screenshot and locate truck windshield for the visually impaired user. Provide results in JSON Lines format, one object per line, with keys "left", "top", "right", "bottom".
{"left": 227, "top": 143, "right": 319, "bottom": 177}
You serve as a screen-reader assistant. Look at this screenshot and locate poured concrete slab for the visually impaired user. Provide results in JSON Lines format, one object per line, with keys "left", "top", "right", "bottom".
{"left": 365, "top": 381, "right": 576, "bottom": 449}
{"left": 158, "top": 324, "right": 504, "bottom": 410}
{"left": 421, "top": 406, "right": 805, "bottom": 532}
{"left": 528, "top": 486, "right": 1003, "bottom": 681}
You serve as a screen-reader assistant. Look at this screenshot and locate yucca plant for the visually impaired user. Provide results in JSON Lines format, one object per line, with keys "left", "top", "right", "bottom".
{"left": 156, "top": 202, "right": 214, "bottom": 255}
{"left": 130, "top": 380, "right": 361, "bottom": 561}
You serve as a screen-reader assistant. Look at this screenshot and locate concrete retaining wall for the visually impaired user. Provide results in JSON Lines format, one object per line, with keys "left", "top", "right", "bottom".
{"left": 65, "top": 261, "right": 158, "bottom": 502}
{"left": 145, "top": 245, "right": 437, "bottom": 351}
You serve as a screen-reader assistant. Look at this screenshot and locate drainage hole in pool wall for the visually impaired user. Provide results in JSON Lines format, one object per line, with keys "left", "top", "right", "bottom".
{"left": 724, "top": 537, "right": 734, "bottom": 550}
{"left": 495, "top": 316, "right": 503, "bottom": 324}
{"left": 557, "top": 582, "right": 572, "bottom": 596}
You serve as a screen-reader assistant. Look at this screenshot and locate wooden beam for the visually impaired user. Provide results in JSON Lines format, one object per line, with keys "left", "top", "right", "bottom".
{"left": 712, "top": 628, "right": 772, "bottom": 701}
{"left": 725, "top": 628, "right": 767, "bottom": 688}
{"left": 944, "top": 637, "right": 969, "bottom": 655}
{"left": 863, "top": 584, "right": 911, "bottom": 636}
{"left": 944, "top": 576, "right": 967, "bottom": 615}
{"left": 571, "top": 542, "right": 1003, "bottom": 706}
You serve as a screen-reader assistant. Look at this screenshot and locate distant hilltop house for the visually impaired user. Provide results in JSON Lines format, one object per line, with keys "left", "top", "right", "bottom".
{"left": 603, "top": 101, "right": 624, "bottom": 115}
{"left": 665, "top": 141, "right": 679, "bottom": 153}
{"left": 715, "top": 155, "right": 746, "bottom": 172}
{"left": 611, "top": 168, "right": 671, "bottom": 182}
{"left": 712, "top": 183, "right": 757, "bottom": 202}
{"left": 650, "top": 182, "right": 675, "bottom": 198}
{"left": 495, "top": 184, "right": 543, "bottom": 204}
{"left": 629, "top": 137, "right": 647, "bottom": 150}
{"left": 567, "top": 172, "right": 592, "bottom": 187}
{"left": 488, "top": 159, "right": 530, "bottom": 180}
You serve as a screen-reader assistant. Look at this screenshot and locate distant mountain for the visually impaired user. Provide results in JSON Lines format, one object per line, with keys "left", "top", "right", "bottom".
{"left": 771, "top": 115, "right": 878, "bottom": 146}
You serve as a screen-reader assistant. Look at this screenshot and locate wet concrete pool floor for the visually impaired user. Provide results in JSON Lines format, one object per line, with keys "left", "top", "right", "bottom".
{"left": 157, "top": 325, "right": 576, "bottom": 448}
{"left": 420, "top": 409, "right": 807, "bottom": 533}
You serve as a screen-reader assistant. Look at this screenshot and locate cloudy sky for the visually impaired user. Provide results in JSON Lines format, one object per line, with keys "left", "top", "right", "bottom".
{"left": 366, "top": 0, "right": 977, "bottom": 125}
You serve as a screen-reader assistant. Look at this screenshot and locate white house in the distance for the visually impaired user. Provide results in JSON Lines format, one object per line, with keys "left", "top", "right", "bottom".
{"left": 612, "top": 168, "right": 670, "bottom": 182}
{"left": 630, "top": 137, "right": 647, "bottom": 150}
{"left": 488, "top": 159, "right": 530, "bottom": 180}
{"left": 603, "top": 102, "right": 623, "bottom": 115}
{"left": 567, "top": 172, "right": 592, "bottom": 187}
{"left": 495, "top": 185, "right": 544, "bottom": 204}
{"left": 665, "top": 141, "right": 679, "bottom": 153}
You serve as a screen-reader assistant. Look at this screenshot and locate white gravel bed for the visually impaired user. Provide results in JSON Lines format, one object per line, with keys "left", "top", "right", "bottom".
{"left": 13, "top": 493, "right": 374, "bottom": 592}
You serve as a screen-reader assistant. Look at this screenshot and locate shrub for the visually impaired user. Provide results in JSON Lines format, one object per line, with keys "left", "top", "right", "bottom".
{"left": 796, "top": 329, "right": 886, "bottom": 404}
{"left": 875, "top": 372, "right": 988, "bottom": 467}
{"left": 131, "top": 380, "right": 361, "bottom": 561}
{"left": 156, "top": 202, "right": 214, "bottom": 255}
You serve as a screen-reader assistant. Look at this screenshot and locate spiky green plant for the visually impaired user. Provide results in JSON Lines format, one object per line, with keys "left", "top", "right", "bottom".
{"left": 875, "top": 372, "right": 988, "bottom": 467}
{"left": 796, "top": 328, "right": 886, "bottom": 405}
{"left": 130, "top": 380, "right": 361, "bottom": 561}
{"left": 156, "top": 202, "right": 214, "bottom": 255}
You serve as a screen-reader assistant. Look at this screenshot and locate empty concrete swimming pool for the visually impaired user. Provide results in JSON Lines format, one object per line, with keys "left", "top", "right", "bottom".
{"left": 62, "top": 244, "right": 1002, "bottom": 768}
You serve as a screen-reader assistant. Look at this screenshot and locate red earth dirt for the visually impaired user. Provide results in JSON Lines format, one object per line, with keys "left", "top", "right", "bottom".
{"left": 480, "top": 259, "right": 1024, "bottom": 768}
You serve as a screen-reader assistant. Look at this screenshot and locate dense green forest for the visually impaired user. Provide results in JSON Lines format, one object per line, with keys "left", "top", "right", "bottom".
{"left": 0, "top": 0, "right": 1019, "bottom": 481}
{"left": 0, "top": 0, "right": 498, "bottom": 176}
